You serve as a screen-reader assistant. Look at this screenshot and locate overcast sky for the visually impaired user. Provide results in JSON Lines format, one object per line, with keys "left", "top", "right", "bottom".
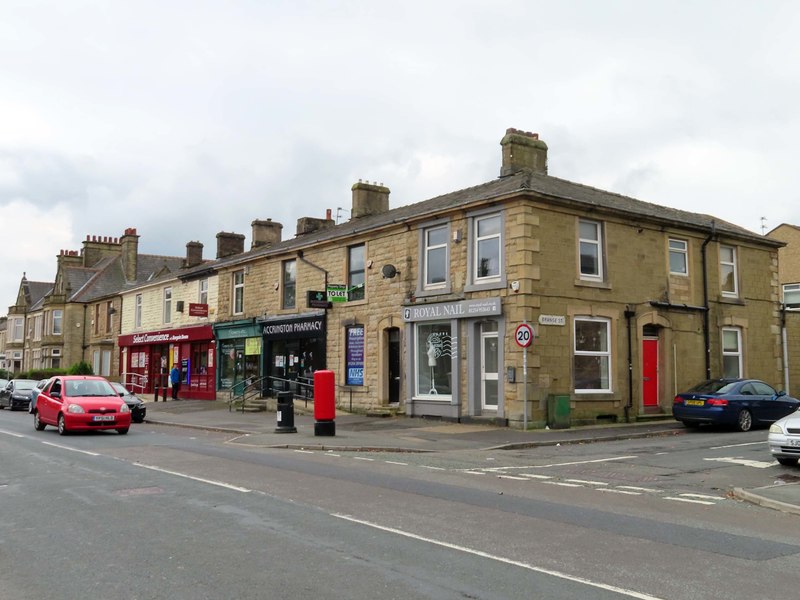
{"left": 2, "top": 0, "right": 799, "bottom": 314}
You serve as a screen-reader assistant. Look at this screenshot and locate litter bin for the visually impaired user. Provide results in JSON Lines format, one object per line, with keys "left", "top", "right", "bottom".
{"left": 275, "top": 391, "right": 297, "bottom": 433}
{"left": 547, "top": 394, "right": 571, "bottom": 429}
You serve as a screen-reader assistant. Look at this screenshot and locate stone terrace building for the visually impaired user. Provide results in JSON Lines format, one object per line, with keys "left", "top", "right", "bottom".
{"left": 5, "top": 275, "right": 53, "bottom": 374}
{"left": 767, "top": 223, "right": 800, "bottom": 395}
{"left": 193, "top": 128, "right": 783, "bottom": 428}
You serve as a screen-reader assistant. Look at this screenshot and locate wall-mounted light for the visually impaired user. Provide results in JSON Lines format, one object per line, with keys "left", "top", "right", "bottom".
{"left": 274, "top": 281, "right": 280, "bottom": 290}
{"left": 366, "top": 259, "right": 373, "bottom": 269}
{"left": 453, "top": 229, "right": 462, "bottom": 243}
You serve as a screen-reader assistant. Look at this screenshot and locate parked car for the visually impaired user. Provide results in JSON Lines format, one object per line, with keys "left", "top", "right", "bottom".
{"left": 33, "top": 375, "right": 131, "bottom": 435}
{"left": 673, "top": 378, "right": 800, "bottom": 431}
{"left": 0, "top": 378, "right": 38, "bottom": 411}
{"left": 768, "top": 409, "right": 800, "bottom": 466}
{"left": 28, "top": 378, "right": 50, "bottom": 414}
{"left": 0, "top": 378, "right": 8, "bottom": 390}
{"left": 109, "top": 382, "right": 146, "bottom": 423}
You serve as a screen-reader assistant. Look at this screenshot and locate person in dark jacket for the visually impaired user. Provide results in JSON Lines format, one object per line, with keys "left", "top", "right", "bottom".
{"left": 170, "top": 364, "right": 181, "bottom": 400}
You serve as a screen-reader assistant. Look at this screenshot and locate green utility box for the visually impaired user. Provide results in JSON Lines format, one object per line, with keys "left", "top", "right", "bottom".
{"left": 547, "top": 394, "right": 571, "bottom": 429}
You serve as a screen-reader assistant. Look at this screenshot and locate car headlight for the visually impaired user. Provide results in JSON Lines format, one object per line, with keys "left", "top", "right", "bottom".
{"left": 119, "top": 403, "right": 130, "bottom": 413}
{"left": 769, "top": 423, "right": 784, "bottom": 434}
{"left": 66, "top": 404, "right": 85, "bottom": 414}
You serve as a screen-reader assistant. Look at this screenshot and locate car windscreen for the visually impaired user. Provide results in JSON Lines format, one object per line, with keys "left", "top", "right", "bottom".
{"left": 110, "top": 382, "right": 130, "bottom": 395}
{"left": 688, "top": 380, "right": 737, "bottom": 394}
{"left": 65, "top": 380, "right": 117, "bottom": 397}
{"left": 13, "top": 380, "right": 37, "bottom": 390}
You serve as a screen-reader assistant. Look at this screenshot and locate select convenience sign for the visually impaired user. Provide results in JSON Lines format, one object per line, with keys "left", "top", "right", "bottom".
{"left": 514, "top": 323, "right": 534, "bottom": 348}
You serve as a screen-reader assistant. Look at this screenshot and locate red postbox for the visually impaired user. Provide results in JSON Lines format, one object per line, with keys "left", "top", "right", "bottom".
{"left": 313, "top": 370, "right": 336, "bottom": 436}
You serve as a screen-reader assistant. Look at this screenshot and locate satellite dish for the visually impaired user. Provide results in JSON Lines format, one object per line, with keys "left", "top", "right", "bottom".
{"left": 381, "top": 264, "right": 397, "bottom": 279}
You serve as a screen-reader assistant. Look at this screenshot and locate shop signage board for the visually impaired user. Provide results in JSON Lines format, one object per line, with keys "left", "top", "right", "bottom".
{"left": 189, "top": 303, "right": 209, "bottom": 317}
{"left": 307, "top": 290, "right": 331, "bottom": 309}
{"left": 402, "top": 297, "right": 501, "bottom": 322}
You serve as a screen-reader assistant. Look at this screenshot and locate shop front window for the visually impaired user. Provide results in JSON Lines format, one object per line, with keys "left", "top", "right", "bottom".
{"left": 415, "top": 322, "right": 453, "bottom": 398}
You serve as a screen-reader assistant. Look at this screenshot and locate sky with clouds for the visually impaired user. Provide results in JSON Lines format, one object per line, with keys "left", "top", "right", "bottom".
{"left": 2, "top": 0, "right": 800, "bottom": 314}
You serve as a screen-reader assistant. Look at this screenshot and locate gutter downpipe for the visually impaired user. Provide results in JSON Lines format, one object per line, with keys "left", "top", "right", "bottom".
{"left": 701, "top": 221, "right": 716, "bottom": 380}
{"left": 782, "top": 305, "right": 790, "bottom": 392}
{"left": 624, "top": 306, "right": 636, "bottom": 423}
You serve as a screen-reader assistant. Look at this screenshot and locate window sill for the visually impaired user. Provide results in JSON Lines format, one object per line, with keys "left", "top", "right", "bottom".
{"left": 574, "top": 279, "right": 612, "bottom": 290}
{"left": 465, "top": 278, "right": 506, "bottom": 293}
{"left": 718, "top": 296, "right": 745, "bottom": 306}
{"left": 415, "top": 286, "right": 452, "bottom": 299}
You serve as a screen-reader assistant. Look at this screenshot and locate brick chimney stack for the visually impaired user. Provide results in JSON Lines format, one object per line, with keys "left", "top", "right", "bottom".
{"left": 120, "top": 227, "right": 139, "bottom": 281}
{"left": 185, "top": 241, "right": 204, "bottom": 268}
{"left": 251, "top": 219, "right": 283, "bottom": 249}
{"left": 351, "top": 181, "right": 390, "bottom": 219}
{"left": 500, "top": 128, "right": 548, "bottom": 176}
{"left": 216, "top": 231, "right": 245, "bottom": 258}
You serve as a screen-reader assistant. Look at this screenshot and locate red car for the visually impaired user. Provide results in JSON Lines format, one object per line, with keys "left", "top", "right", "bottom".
{"left": 33, "top": 375, "right": 131, "bottom": 435}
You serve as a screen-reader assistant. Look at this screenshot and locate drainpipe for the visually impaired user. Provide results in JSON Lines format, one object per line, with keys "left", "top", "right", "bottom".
{"left": 701, "top": 221, "right": 716, "bottom": 380}
{"left": 624, "top": 306, "right": 636, "bottom": 423}
{"left": 782, "top": 305, "right": 790, "bottom": 392}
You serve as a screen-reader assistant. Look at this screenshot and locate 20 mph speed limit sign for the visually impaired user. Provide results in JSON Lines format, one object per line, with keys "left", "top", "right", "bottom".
{"left": 515, "top": 323, "right": 534, "bottom": 348}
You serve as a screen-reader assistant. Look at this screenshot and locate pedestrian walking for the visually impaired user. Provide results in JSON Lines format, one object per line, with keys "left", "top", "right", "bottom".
{"left": 170, "top": 364, "right": 181, "bottom": 400}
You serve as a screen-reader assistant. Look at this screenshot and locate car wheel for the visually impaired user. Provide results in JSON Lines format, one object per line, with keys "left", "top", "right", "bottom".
{"left": 777, "top": 457, "right": 799, "bottom": 466}
{"left": 681, "top": 421, "right": 700, "bottom": 428}
{"left": 117, "top": 427, "right": 129, "bottom": 435}
{"left": 58, "top": 414, "right": 68, "bottom": 436}
{"left": 132, "top": 416, "right": 144, "bottom": 424}
{"left": 33, "top": 412, "right": 46, "bottom": 431}
{"left": 736, "top": 409, "right": 753, "bottom": 432}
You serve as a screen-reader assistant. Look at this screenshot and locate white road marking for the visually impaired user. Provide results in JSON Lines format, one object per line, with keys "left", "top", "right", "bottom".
{"left": 134, "top": 463, "right": 252, "bottom": 492}
{"left": 293, "top": 449, "right": 314, "bottom": 454}
{"left": 710, "top": 441, "right": 766, "bottom": 450}
{"left": 520, "top": 474, "right": 553, "bottom": 480}
{"left": 385, "top": 461, "right": 408, "bottom": 466}
{"left": 617, "top": 486, "right": 661, "bottom": 493}
{"left": 543, "top": 481, "right": 584, "bottom": 488}
{"left": 664, "top": 496, "right": 715, "bottom": 505}
{"left": 497, "top": 475, "right": 529, "bottom": 481}
{"left": 598, "top": 489, "right": 641, "bottom": 496}
{"left": 679, "top": 493, "right": 720, "bottom": 501}
{"left": 0, "top": 429, "right": 25, "bottom": 438}
{"left": 323, "top": 453, "right": 341, "bottom": 457}
{"left": 41, "top": 441, "right": 100, "bottom": 456}
{"left": 421, "top": 465, "right": 447, "bottom": 471}
{"left": 353, "top": 457, "right": 374, "bottom": 461}
{"left": 535, "top": 456, "right": 637, "bottom": 468}
{"left": 465, "top": 471, "right": 487, "bottom": 476}
{"left": 703, "top": 457, "right": 776, "bottom": 468}
{"left": 565, "top": 479, "right": 608, "bottom": 486}
{"left": 332, "top": 514, "right": 668, "bottom": 600}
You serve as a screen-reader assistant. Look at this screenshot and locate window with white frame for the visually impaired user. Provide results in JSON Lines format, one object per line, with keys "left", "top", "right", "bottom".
{"left": 134, "top": 294, "right": 143, "bottom": 328}
{"left": 199, "top": 278, "right": 208, "bottom": 305}
{"left": 720, "top": 245, "right": 738, "bottom": 297}
{"left": 92, "top": 350, "right": 111, "bottom": 376}
{"left": 474, "top": 214, "right": 501, "bottom": 281}
{"left": 282, "top": 260, "right": 296, "bottom": 309}
{"left": 669, "top": 238, "right": 688, "bottom": 275}
{"left": 722, "top": 327, "right": 742, "bottom": 378}
{"left": 163, "top": 287, "right": 172, "bottom": 323}
{"left": 579, "top": 219, "right": 604, "bottom": 280}
{"left": 33, "top": 315, "right": 42, "bottom": 341}
{"left": 573, "top": 317, "right": 611, "bottom": 392}
{"left": 52, "top": 310, "right": 62, "bottom": 335}
{"left": 424, "top": 225, "right": 448, "bottom": 289}
{"left": 233, "top": 270, "right": 244, "bottom": 315}
{"left": 12, "top": 317, "right": 23, "bottom": 341}
{"left": 348, "top": 245, "right": 365, "bottom": 301}
{"left": 783, "top": 283, "right": 800, "bottom": 309}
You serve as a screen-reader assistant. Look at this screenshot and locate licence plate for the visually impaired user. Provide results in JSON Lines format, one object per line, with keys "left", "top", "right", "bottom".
{"left": 685, "top": 399, "right": 705, "bottom": 406}
{"left": 93, "top": 415, "right": 114, "bottom": 422}
{"left": 788, "top": 439, "right": 800, "bottom": 447}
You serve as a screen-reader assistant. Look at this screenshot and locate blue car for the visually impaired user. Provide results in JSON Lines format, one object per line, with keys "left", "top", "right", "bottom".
{"left": 673, "top": 378, "right": 800, "bottom": 431}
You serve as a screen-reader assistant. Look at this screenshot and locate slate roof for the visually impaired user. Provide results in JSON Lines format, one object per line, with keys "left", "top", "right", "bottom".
{"left": 176, "top": 168, "right": 780, "bottom": 279}
{"left": 26, "top": 281, "right": 54, "bottom": 307}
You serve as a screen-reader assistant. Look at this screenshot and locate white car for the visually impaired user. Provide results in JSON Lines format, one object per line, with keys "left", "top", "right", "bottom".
{"left": 768, "top": 409, "right": 800, "bottom": 466}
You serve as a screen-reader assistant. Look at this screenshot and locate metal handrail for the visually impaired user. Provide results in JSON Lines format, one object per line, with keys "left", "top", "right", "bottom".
{"left": 227, "top": 375, "right": 271, "bottom": 412}
{"left": 124, "top": 373, "right": 148, "bottom": 394}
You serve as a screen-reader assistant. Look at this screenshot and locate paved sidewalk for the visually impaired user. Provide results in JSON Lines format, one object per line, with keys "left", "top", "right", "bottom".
{"left": 139, "top": 397, "right": 800, "bottom": 516}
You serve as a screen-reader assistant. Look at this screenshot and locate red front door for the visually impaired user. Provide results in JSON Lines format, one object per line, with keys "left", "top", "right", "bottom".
{"left": 642, "top": 338, "right": 658, "bottom": 407}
